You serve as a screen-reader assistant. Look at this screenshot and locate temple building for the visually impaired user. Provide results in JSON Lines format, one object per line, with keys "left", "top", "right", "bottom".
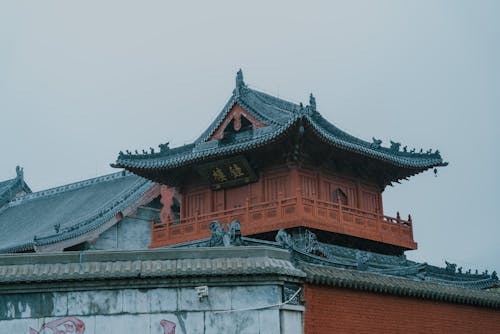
{"left": 114, "top": 69, "right": 445, "bottom": 254}
{"left": 0, "top": 71, "right": 499, "bottom": 333}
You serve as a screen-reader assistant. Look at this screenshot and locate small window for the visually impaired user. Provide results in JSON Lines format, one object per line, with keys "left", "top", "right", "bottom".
{"left": 239, "top": 115, "right": 253, "bottom": 131}
{"left": 332, "top": 188, "right": 348, "bottom": 205}
{"left": 223, "top": 119, "right": 237, "bottom": 137}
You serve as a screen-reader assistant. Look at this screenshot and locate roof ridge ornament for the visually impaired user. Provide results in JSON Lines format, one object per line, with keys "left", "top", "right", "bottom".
{"left": 159, "top": 142, "right": 170, "bottom": 153}
{"left": 371, "top": 138, "right": 382, "bottom": 149}
{"left": 208, "top": 220, "right": 242, "bottom": 247}
{"left": 308, "top": 93, "right": 316, "bottom": 113}
{"left": 15, "top": 165, "right": 24, "bottom": 181}
{"left": 236, "top": 69, "right": 245, "bottom": 88}
{"left": 389, "top": 140, "right": 401, "bottom": 152}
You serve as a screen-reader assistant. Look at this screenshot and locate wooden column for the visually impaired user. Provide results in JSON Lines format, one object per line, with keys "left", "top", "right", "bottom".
{"left": 356, "top": 179, "right": 362, "bottom": 209}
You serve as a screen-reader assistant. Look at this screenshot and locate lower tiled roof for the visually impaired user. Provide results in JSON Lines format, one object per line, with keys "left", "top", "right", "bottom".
{"left": 300, "top": 262, "right": 500, "bottom": 309}
{"left": 0, "top": 172, "right": 155, "bottom": 253}
{"left": 0, "top": 247, "right": 305, "bottom": 285}
{"left": 0, "top": 246, "right": 498, "bottom": 309}
{"left": 167, "top": 228, "right": 499, "bottom": 291}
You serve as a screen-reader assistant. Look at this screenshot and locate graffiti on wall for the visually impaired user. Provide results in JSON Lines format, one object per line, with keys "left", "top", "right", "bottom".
{"left": 28, "top": 317, "right": 176, "bottom": 334}
{"left": 29, "top": 317, "right": 85, "bottom": 334}
{"left": 160, "top": 320, "right": 176, "bottom": 334}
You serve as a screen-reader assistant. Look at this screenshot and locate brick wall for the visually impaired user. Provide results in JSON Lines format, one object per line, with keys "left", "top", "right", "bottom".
{"left": 304, "top": 284, "right": 500, "bottom": 334}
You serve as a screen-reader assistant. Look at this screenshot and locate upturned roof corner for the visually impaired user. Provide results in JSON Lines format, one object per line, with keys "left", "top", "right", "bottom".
{"left": 0, "top": 166, "right": 32, "bottom": 208}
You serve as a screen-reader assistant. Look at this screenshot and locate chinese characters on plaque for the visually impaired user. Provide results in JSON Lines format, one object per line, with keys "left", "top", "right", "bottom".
{"left": 198, "top": 156, "right": 257, "bottom": 189}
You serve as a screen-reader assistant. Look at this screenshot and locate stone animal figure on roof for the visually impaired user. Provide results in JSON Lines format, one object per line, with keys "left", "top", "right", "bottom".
{"left": 209, "top": 220, "right": 243, "bottom": 247}
{"left": 304, "top": 230, "right": 321, "bottom": 254}
{"left": 209, "top": 221, "right": 224, "bottom": 246}
{"left": 371, "top": 138, "right": 382, "bottom": 148}
{"left": 159, "top": 142, "right": 170, "bottom": 153}
{"left": 226, "top": 220, "right": 242, "bottom": 246}
{"left": 276, "top": 229, "right": 293, "bottom": 248}
{"left": 445, "top": 261, "right": 457, "bottom": 273}
{"left": 356, "top": 251, "right": 371, "bottom": 271}
{"left": 390, "top": 141, "right": 401, "bottom": 151}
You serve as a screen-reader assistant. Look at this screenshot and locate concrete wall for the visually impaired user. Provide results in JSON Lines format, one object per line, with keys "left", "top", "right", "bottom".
{"left": 0, "top": 285, "right": 303, "bottom": 334}
{"left": 91, "top": 207, "right": 157, "bottom": 251}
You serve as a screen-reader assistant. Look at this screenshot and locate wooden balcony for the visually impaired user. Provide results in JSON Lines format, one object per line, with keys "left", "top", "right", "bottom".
{"left": 150, "top": 192, "right": 417, "bottom": 250}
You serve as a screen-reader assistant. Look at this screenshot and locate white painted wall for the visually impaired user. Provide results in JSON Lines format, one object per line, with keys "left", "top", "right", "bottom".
{"left": 0, "top": 285, "right": 303, "bottom": 334}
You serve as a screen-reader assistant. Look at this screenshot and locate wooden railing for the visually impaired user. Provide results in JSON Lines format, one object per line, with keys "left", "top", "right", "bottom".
{"left": 150, "top": 193, "right": 416, "bottom": 249}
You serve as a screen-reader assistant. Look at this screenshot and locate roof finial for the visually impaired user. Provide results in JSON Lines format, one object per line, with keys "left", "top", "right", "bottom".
{"left": 236, "top": 69, "right": 245, "bottom": 88}
{"left": 15, "top": 165, "right": 23, "bottom": 180}
{"left": 309, "top": 93, "right": 316, "bottom": 112}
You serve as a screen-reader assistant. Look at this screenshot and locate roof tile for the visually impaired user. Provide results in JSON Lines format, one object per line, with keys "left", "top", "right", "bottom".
{"left": 114, "top": 78, "right": 446, "bottom": 175}
{"left": 0, "top": 172, "right": 155, "bottom": 253}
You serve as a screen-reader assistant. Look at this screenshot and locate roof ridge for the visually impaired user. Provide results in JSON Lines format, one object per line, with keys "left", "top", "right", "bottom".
{"left": 0, "top": 177, "right": 16, "bottom": 187}
{"left": 8, "top": 171, "right": 134, "bottom": 207}
{"left": 196, "top": 94, "right": 238, "bottom": 143}
{"left": 53, "top": 177, "right": 149, "bottom": 230}
{"left": 195, "top": 83, "right": 301, "bottom": 144}
{"left": 32, "top": 179, "right": 154, "bottom": 247}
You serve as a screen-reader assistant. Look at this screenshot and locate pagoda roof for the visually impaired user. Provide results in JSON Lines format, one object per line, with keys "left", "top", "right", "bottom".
{"left": 113, "top": 71, "right": 446, "bottom": 183}
{"left": 0, "top": 171, "right": 154, "bottom": 253}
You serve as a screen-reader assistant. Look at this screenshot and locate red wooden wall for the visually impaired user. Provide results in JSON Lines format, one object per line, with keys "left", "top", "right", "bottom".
{"left": 177, "top": 164, "right": 383, "bottom": 220}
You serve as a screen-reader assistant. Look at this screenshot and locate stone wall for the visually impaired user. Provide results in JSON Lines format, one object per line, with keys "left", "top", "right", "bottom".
{"left": 0, "top": 285, "right": 303, "bottom": 334}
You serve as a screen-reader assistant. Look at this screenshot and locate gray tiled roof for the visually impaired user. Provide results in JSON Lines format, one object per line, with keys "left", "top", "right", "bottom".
{"left": 300, "top": 262, "right": 500, "bottom": 309}
{"left": 114, "top": 72, "right": 446, "bottom": 176}
{"left": 0, "top": 178, "right": 18, "bottom": 206}
{"left": 0, "top": 246, "right": 498, "bottom": 309}
{"left": 0, "top": 172, "right": 153, "bottom": 253}
{"left": 169, "top": 229, "right": 499, "bottom": 290}
{"left": 0, "top": 247, "right": 305, "bottom": 285}
{"left": 0, "top": 179, "right": 16, "bottom": 197}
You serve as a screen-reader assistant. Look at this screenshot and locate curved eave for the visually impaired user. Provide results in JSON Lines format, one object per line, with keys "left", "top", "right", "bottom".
{"left": 115, "top": 114, "right": 446, "bottom": 178}
{"left": 305, "top": 114, "right": 446, "bottom": 170}
{"left": 114, "top": 116, "right": 300, "bottom": 173}
{"left": 37, "top": 180, "right": 154, "bottom": 246}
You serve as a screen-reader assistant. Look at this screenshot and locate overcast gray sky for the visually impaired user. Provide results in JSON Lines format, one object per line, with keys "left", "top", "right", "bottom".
{"left": 1, "top": 1, "right": 499, "bottom": 272}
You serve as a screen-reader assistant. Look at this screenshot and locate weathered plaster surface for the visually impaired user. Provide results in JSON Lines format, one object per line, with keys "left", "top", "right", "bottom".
{"left": 91, "top": 215, "right": 152, "bottom": 251}
{"left": 0, "top": 285, "right": 303, "bottom": 333}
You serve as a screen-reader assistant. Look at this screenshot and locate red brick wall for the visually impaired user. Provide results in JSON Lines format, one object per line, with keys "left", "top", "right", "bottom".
{"left": 304, "top": 284, "right": 500, "bottom": 334}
